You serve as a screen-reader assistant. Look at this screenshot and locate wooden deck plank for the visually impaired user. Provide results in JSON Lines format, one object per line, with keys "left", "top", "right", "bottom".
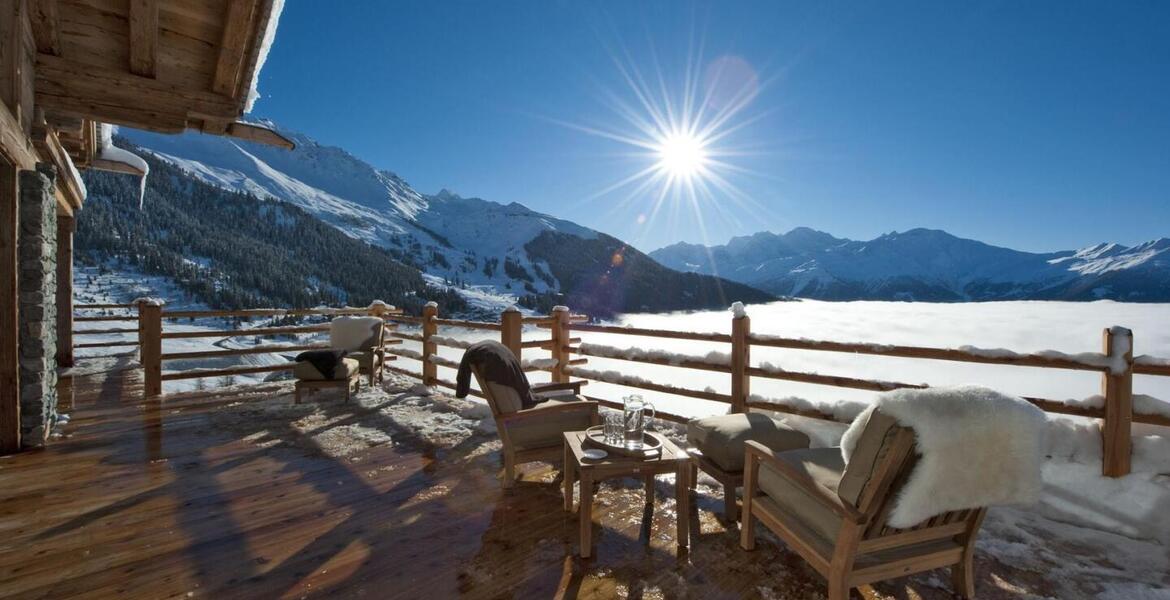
{"left": 0, "top": 360, "right": 1057, "bottom": 599}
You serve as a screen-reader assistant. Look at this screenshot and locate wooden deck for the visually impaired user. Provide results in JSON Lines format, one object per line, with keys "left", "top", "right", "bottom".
{"left": 0, "top": 361, "right": 1061, "bottom": 599}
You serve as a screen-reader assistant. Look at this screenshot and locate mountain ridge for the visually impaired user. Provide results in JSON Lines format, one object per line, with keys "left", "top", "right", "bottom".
{"left": 649, "top": 227, "right": 1170, "bottom": 302}
{"left": 102, "top": 126, "right": 772, "bottom": 315}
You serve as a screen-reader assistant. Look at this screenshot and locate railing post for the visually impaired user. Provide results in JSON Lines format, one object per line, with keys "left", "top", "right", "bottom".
{"left": 421, "top": 301, "right": 438, "bottom": 386}
{"left": 550, "top": 305, "right": 569, "bottom": 383}
{"left": 139, "top": 300, "right": 163, "bottom": 397}
{"left": 134, "top": 299, "right": 146, "bottom": 360}
{"left": 731, "top": 303, "right": 750, "bottom": 413}
{"left": 55, "top": 215, "right": 74, "bottom": 368}
{"left": 501, "top": 306, "right": 522, "bottom": 359}
{"left": 1101, "top": 326, "right": 1133, "bottom": 477}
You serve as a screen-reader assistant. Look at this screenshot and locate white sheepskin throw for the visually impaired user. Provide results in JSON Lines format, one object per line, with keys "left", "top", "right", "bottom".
{"left": 330, "top": 316, "right": 382, "bottom": 351}
{"left": 841, "top": 385, "right": 1046, "bottom": 528}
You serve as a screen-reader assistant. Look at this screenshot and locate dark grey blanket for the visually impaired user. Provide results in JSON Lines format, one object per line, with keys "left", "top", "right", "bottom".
{"left": 295, "top": 349, "right": 348, "bottom": 380}
{"left": 455, "top": 341, "right": 539, "bottom": 409}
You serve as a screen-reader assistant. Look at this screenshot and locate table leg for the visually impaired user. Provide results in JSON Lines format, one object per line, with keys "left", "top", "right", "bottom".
{"left": 676, "top": 462, "right": 690, "bottom": 552}
{"left": 580, "top": 470, "right": 593, "bottom": 558}
{"left": 644, "top": 474, "right": 655, "bottom": 506}
{"left": 563, "top": 443, "right": 575, "bottom": 512}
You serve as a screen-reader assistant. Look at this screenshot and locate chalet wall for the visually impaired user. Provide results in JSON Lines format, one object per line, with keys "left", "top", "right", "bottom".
{"left": 18, "top": 164, "right": 56, "bottom": 446}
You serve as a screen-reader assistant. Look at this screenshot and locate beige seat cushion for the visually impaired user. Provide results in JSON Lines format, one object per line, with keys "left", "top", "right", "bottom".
{"left": 757, "top": 448, "right": 847, "bottom": 543}
{"left": 687, "top": 413, "right": 810, "bottom": 472}
{"left": 507, "top": 398, "right": 595, "bottom": 450}
{"left": 294, "top": 358, "right": 359, "bottom": 381}
{"left": 837, "top": 409, "right": 908, "bottom": 505}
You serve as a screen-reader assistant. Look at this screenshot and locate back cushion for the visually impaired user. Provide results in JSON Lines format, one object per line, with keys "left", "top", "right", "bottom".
{"left": 837, "top": 409, "right": 907, "bottom": 505}
{"left": 330, "top": 316, "right": 383, "bottom": 351}
{"left": 486, "top": 382, "right": 523, "bottom": 414}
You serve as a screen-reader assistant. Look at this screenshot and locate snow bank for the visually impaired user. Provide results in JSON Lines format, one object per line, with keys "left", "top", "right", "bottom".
{"left": 578, "top": 342, "right": 731, "bottom": 367}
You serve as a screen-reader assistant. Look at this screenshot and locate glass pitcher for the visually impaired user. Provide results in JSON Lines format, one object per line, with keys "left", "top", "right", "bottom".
{"left": 622, "top": 394, "right": 656, "bottom": 450}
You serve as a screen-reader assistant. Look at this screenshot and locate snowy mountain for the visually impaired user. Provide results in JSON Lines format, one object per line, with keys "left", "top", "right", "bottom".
{"left": 105, "top": 124, "right": 770, "bottom": 315}
{"left": 119, "top": 124, "right": 596, "bottom": 297}
{"left": 649, "top": 228, "right": 1170, "bottom": 301}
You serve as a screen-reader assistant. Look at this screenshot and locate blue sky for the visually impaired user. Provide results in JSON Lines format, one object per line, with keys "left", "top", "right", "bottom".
{"left": 254, "top": 1, "right": 1169, "bottom": 253}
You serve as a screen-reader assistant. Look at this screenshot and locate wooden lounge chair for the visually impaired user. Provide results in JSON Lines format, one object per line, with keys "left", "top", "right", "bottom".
{"left": 330, "top": 316, "right": 386, "bottom": 386}
{"left": 472, "top": 366, "right": 599, "bottom": 488}
{"left": 740, "top": 409, "right": 987, "bottom": 600}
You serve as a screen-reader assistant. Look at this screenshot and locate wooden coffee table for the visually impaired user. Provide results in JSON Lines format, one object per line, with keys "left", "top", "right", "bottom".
{"left": 562, "top": 430, "right": 692, "bottom": 558}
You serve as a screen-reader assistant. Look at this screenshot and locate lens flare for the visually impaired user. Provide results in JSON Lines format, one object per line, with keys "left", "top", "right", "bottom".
{"left": 655, "top": 132, "right": 708, "bottom": 179}
{"left": 546, "top": 40, "right": 774, "bottom": 255}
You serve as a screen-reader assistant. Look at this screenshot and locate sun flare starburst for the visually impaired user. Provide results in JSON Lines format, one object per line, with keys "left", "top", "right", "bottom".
{"left": 655, "top": 131, "right": 708, "bottom": 179}
{"left": 550, "top": 45, "right": 773, "bottom": 250}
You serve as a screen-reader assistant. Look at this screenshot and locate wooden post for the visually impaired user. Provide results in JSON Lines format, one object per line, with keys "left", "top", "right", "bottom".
{"left": 731, "top": 307, "right": 751, "bottom": 413}
{"left": 0, "top": 157, "right": 19, "bottom": 453}
{"left": 140, "top": 301, "right": 163, "bottom": 397}
{"left": 550, "top": 305, "right": 569, "bottom": 383}
{"left": 500, "top": 306, "right": 522, "bottom": 359}
{"left": 421, "top": 301, "right": 438, "bottom": 386}
{"left": 1101, "top": 327, "right": 1133, "bottom": 477}
{"left": 55, "top": 214, "right": 74, "bottom": 367}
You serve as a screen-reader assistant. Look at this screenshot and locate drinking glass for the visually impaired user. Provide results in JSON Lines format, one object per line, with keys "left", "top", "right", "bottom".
{"left": 604, "top": 412, "right": 622, "bottom": 443}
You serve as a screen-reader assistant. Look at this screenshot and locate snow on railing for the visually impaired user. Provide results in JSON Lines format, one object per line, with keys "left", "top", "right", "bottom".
{"left": 430, "top": 335, "right": 472, "bottom": 349}
{"left": 746, "top": 393, "right": 869, "bottom": 424}
{"left": 577, "top": 342, "right": 731, "bottom": 368}
{"left": 522, "top": 358, "right": 559, "bottom": 370}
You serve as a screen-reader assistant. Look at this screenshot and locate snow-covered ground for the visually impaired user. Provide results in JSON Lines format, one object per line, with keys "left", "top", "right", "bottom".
{"left": 391, "top": 299, "right": 1170, "bottom": 550}
{"left": 204, "top": 374, "right": 1170, "bottom": 597}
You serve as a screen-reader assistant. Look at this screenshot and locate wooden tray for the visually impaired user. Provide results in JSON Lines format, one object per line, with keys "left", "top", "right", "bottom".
{"left": 583, "top": 425, "right": 663, "bottom": 459}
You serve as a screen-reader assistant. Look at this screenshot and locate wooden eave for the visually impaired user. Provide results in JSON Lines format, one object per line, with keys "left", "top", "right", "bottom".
{"left": 26, "top": 0, "right": 292, "bottom": 184}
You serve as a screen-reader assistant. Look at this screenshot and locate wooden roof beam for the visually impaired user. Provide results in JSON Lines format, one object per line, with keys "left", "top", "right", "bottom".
{"left": 224, "top": 121, "right": 295, "bottom": 149}
{"left": 90, "top": 157, "right": 146, "bottom": 177}
{"left": 30, "top": 0, "right": 60, "bottom": 56}
{"left": 31, "top": 118, "right": 85, "bottom": 210}
{"left": 128, "top": 0, "right": 159, "bottom": 78}
{"left": 212, "top": 0, "right": 261, "bottom": 98}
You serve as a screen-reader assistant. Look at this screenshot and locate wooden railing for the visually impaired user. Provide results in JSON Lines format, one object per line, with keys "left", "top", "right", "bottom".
{"left": 377, "top": 304, "right": 1167, "bottom": 479}
{"left": 135, "top": 301, "right": 404, "bottom": 396}
{"left": 112, "top": 298, "right": 1168, "bottom": 478}
{"left": 70, "top": 303, "right": 141, "bottom": 359}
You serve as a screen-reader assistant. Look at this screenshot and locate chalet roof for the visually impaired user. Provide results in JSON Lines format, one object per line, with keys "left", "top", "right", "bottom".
{"left": 31, "top": 0, "right": 293, "bottom": 177}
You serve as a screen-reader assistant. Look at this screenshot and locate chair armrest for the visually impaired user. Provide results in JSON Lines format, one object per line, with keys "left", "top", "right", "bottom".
{"left": 744, "top": 440, "right": 866, "bottom": 524}
{"left": 498, "top": 400, "right": 599, "bottom": 425}
{"left": 531, "top": 380, "right": 585, "bottom": 394}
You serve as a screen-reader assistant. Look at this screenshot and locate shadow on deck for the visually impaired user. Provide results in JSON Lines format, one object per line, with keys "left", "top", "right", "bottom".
{"left": 0, "top": 361, "right": 1065, "bottom": 599}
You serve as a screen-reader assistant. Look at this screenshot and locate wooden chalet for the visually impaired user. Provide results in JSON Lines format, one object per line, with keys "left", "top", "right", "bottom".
{"left": 1, "top": 0, "right": 291, "bottom": 453}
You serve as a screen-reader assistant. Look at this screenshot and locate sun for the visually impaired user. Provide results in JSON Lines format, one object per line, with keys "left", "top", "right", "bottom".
{"left": 655, "top": 132, "right": 708, "bottom": 178}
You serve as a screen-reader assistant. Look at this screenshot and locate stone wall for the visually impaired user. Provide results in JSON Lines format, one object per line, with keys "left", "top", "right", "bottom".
{"left": 18, "top": 165, "right": 57, "bottom": 446}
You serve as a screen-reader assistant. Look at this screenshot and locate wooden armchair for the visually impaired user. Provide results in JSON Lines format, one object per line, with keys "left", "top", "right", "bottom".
{"left": 473, "top": 367, "right": 599, "bottom": 488}
{"left": 740, "top": 409, "right": 987, "bottom": 600}
{"left": 330, "top": 317, "right": 386, "bottom": 386}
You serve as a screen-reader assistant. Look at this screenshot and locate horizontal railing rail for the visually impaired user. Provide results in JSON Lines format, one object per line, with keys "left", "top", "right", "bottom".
{"left": 81, "top": 296, "right": 1167, "bottom": 480}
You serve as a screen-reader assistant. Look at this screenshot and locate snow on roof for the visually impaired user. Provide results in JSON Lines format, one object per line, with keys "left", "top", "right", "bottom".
{"left": 245, "top": 0, "right": 286, "bottom": 112}
{"left": 99, "top": 124, "right": 150, "bottom": 207}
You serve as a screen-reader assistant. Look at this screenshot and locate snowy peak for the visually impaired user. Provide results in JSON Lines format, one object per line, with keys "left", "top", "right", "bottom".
{"left": 650, "top": 229, "right": 1170, "bottom": 302}
{"left": 117, "top": 122, "right": 606, "bottom": 298}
